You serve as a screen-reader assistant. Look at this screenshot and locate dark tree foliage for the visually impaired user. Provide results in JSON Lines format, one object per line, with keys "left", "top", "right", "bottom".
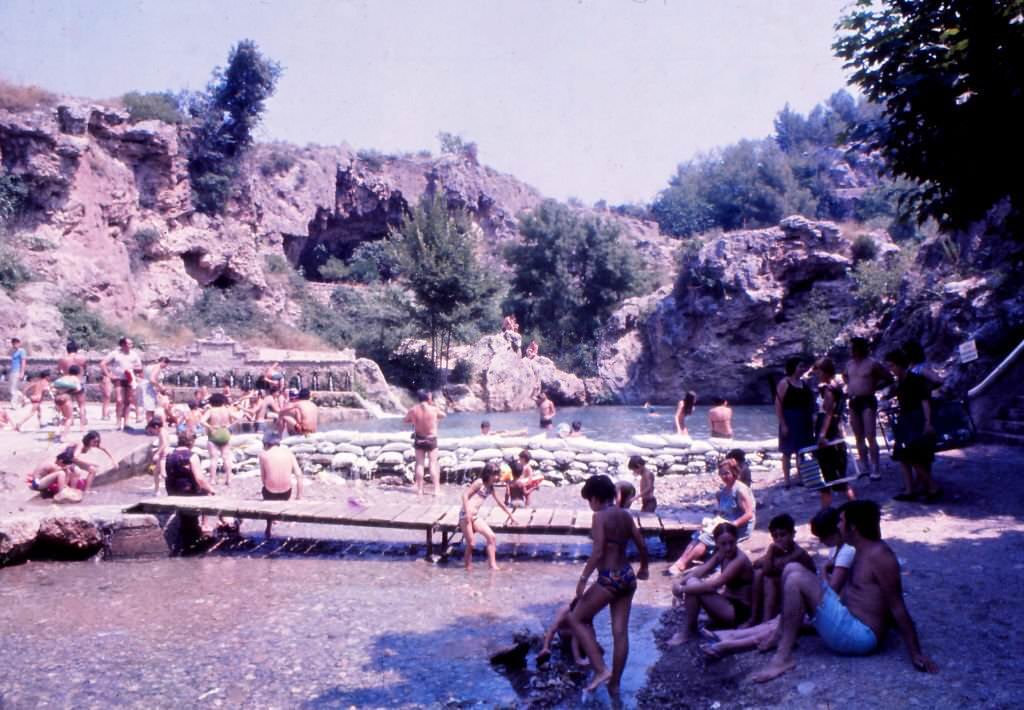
{"left": 122, "top": 91, "right": 184, "bottom": 124}
{"left": 835, "top": 0, "right": 1024, "bottom": 229}
{"left": 391, "top": 193, "right": 501, "bottom": 374}
{"left": 187, "top": 40, "right": 282, "bottom": 214}
{"left": 505, "top": 201, "right": 643, "bottom": 365}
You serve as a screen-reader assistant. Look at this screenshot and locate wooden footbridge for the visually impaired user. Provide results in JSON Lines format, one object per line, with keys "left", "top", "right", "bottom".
{"left": 124, "top": 497, "right": 703, "bottom": 558}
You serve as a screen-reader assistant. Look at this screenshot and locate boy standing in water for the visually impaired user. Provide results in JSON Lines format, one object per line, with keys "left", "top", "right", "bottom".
{"left": 709, "top": 397, "right": 734, "bottom": 438}
{"left": 537, "top": 391, "right": 556, "bottom": 433}
{"left": 405, "top": 389, "right": 446, "bottom": 496}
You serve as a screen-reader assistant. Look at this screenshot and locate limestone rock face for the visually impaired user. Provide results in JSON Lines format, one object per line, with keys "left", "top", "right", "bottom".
{"left": 0, "top": 98, "right": 671, "bottom": 363}
{"left": 352, "top": 358, "right": 405, "bottom": 414}
{"left": 593, "top": 217, "right": 880, "bottom": 404}
{"left": 457, "top": 334, "right": 586, "bottom": 411}
{"left": 35, "top": 515, "right": 104, "bottom": 558}
{"left": 0, "top": 515, "right": 40, "bottom": 565}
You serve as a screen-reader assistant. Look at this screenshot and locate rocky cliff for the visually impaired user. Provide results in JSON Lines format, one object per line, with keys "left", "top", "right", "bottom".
{"left": 590, "top": 214, "right": 1024, "bottom": 404}
{"left": 0, "top": 98, "right": 673, "bottom": 353}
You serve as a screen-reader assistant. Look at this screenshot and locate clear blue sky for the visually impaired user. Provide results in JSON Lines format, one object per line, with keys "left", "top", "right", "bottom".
{"left": 0, "top": 0, "right": 853, "bottom": 205}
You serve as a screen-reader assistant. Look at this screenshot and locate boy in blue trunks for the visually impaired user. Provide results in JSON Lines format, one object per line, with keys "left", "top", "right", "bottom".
{"left": 752, "top": 500, "right": 938, "bottom": 682}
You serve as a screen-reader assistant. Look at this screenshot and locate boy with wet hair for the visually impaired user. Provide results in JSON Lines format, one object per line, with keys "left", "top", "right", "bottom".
{"left": 627, "top": 455, "right": 657, "bottom": 512}
{"left": 709, "top": 397, "right": 733, "bottom": 438}
{"left": 745, "top": 513, "right": 815, "bottom": 627}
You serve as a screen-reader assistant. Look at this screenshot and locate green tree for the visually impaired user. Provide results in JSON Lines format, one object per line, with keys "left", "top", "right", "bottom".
{"left": 505, "top": 201, "right": 644, "bottom": 368}
{"left": 835, "top": 0, "right": 1024, "bottom": 229}
{"left": 122, "top": 91, "right": 184, "bottom": 123}
{"left": 0, "top": 171, "right": 29, "bottom": 225}
{"left": 391, "top": 193, "right": 500, "bottom": 375}
{"left": 187, "top": 40, "right": 282, "bottom": 214}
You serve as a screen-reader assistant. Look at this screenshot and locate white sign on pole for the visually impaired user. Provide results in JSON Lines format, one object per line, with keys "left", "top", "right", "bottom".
{"left": 958, "top": 339, "right": 978, "bottom": 364}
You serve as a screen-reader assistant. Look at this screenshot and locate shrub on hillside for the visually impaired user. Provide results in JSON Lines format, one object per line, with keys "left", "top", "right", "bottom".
{"left": 0, "top": 172, "right": 29, "bottom": 225}
{"left": 264, "top": 254, "right": 290, "bottom": 274}
{"left": 134, "top": 227, "right": 161, "bottom": 254}
{"left": 0, "top": 247, "right": 31, "bottom": 292}
{"left": 259, "top": 151, "right": 295, "bottom": 177}
{"left": 58, "top": 301, "right": 120, "bottom": 348}
{"left": 448, "top": 358, "right": 474, "bottom": 384}
{"left": 122, "top": 91, "right": 184, "bottom": 124}
{"left": 0, "top": 79, "right": 58, "bottom": 112}
{"left": 850, "top": 234, "right": 879, "bottom": 262}
{"left": 178, "top": 286, "right": 261, "bottom": 337}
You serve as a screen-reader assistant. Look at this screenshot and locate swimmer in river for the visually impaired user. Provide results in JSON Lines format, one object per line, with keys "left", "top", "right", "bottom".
{"left": 404, "top": 389, "right": 445, "bottom": 496}
{"left": 709, "top": 397, "right": 734, "bottom": 438}
{"left": 537, "top": 391, "right": 555, "bottom": 433}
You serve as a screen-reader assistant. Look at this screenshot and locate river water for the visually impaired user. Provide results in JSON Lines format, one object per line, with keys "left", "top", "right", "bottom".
{"left": 0, "top": 553, "right": 672, "bottom": 709}
{"left": 348, "top": 404, "right": 779, "bottom": 441}
{"left": 0, "top": 404, "right": 775, "bottom": 708}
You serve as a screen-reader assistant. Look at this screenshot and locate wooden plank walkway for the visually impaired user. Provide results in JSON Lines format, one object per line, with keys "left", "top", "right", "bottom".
{"left": 124, "top": 497, "right": 703, "bottom": 558}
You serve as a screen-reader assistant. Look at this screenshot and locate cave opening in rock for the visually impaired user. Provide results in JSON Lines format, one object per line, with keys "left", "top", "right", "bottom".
{"left": 211, "top": 273, "right": 236, "bottom": 289}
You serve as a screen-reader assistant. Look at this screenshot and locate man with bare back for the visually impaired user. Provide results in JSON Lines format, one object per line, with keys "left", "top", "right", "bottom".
{"left": 259, "top": 431, "right": 303, "bottom": 537}
{"left": 537, "top": 391, "right": 555, "bottom": 433}
{"left": 404, "top": 389, "right": 445, "bottom": 496}
{"left": 751, "top": 500, "right": 937, "bottom": 683}
{"left": 843, "top": 337, "right": 893, "bottom": 480}
{"left": 278, "top": 388, "right": 319, "bottom": 435}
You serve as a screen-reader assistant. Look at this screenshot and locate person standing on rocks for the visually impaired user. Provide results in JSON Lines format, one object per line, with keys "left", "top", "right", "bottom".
{"left": 58, "top": 340, "right": 89, "bottom": 430}
{"left": 675, "top": 390, "right": 697, "bottom": 436}
{"left": 775, "top": 359, "right": 815, "bottom": 488}
{"left": 627, "top": 455, "right": 657, "bottom": 513}
{"left": 100, "top": 337, "right": 142, "bottom": 431}
{"left": 843, "top": 337, "right": 893, "bottom": 481}
{"left": 8, "top": 337, "right": 27, "bottom": 408}
{"left": 751, "top": 500, "right": 938, "bottom": 682}
{"left": 538, "top": 391, "right": 556, "bottom": 433}
{"left": 405, "top": 389, "right": 445, "bottom": 496}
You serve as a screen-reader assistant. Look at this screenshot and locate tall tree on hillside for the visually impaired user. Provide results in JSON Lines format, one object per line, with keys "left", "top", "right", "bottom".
{"left": 391, "top": 193, "right": 500, "bottom": 377}
{"left": 504, "top": 201, "right": 643, "bottom": 371}
{"left": 187, "top": 40, "right": 282, "bottom": 214}
{"left": 834, "top": 0, "right": 1024, "bottom": 230}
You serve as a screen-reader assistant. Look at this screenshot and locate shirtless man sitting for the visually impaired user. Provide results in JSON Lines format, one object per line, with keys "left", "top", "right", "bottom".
{"left": 844, "top": 337, "right": 893, "bottom": 481}
{"left": 278, "top": 388, "right": 319, "bottom": 436}
{"left": 751, "top": 500, "right": 938, "bottom": 683}
{"left": 259, "top": 431, "right": 303, "bottom": 538}
{"left": 709, "top": 397, "right": 734, "bottom": 438}
{"left": 404, "top": 389, "right": 445, "bottom": 496}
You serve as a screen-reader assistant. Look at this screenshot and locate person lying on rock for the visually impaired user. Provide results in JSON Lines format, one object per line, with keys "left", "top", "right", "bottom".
{"left": 669, "top": 522, "right": 754, "bottom": 646}
{"left": 752, "top": 500, "right": 938, "bottom": 683}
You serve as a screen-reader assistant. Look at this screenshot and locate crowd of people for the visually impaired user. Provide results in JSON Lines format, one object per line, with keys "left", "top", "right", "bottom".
{"left": 8, "top": 332, "right": 945, "bottom": 695}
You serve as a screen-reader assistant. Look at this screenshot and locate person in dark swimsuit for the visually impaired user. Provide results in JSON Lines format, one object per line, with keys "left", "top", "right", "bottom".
{"left": 566, "top": 475, "right": 649, "bottom": 694}
{"left": 775, "top": 358, "right": 815, "bottom": 488}
{"left": 814, "top": 357, "right": 856, "bottom": 509}
{"left": 164, "top": 431, "right": 214, "bottom": 497}
{"left": 668, "top": 522, "right": 754, "bottom": 646}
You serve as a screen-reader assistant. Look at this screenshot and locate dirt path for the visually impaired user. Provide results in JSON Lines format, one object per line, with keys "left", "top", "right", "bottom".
{"left": 638, "top": 444, "right": 1024, "bottom": 709}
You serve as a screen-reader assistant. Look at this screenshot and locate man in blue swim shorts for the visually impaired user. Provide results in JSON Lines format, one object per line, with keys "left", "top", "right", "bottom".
{"left": 752, "top": 500, "right": 938, "bottom": 682}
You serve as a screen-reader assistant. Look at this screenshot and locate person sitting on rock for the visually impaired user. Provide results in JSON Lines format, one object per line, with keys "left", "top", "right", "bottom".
{"left": 666, "top": 458, "right": 755, "bottom": 576}
{"left": 27, "top": 449, "right": 83, "bottom": 502}
{"left": 669, "top": 522, "right": 754, "bottom": 646}
{"left": 525, "top": 340, "right": 539, "bottom": 359}
{"left": 744, "top": 513, "right": 815, "bottom": 629}
{"left": 752, "top": 500, "right": 938, "bottom": 683}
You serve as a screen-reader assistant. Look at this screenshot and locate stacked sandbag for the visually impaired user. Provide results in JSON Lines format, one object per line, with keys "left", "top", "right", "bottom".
{"left": 175, "top": 429, "right": 779, "bottom": 487}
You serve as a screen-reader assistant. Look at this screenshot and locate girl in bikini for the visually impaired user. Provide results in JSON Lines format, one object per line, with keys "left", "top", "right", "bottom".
{"left": 566, "top": 474, "right": 650, "bottom": 694}
{"left": 460, "top": 462, "right": 515, "bottom": 571}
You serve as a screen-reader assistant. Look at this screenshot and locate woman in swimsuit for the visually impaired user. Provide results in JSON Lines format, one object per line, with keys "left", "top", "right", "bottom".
{"left": 669, "top": 522, "right": 754, "bottom": 646}
{"left": 566, "top": 474, "right": 650, "bottom": 694}
{"left": 200, "top": 392, "right": 241, "bottom": 486}
{"left": 460, "top": 462, "right": 515, "bottom": 570}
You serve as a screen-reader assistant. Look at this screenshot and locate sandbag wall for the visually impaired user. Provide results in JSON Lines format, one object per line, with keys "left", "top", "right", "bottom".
{"left": 185, "top": 430, "right": 782, "bottom": 487}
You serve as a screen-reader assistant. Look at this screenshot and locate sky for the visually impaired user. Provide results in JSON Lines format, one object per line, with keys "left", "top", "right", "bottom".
{"left": 0, "top": 0, "right": 854, "bottom": 205}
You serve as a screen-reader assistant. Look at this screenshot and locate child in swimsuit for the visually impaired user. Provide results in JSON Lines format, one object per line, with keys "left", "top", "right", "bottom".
{"left": 13, "top": 371, "right": 51, "bottom": 432}
{"left": 460, "top": 462, "right": 515, "bottom": 571}
{"left": 566, "top": 474, "right": 649, "bottom": 693}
